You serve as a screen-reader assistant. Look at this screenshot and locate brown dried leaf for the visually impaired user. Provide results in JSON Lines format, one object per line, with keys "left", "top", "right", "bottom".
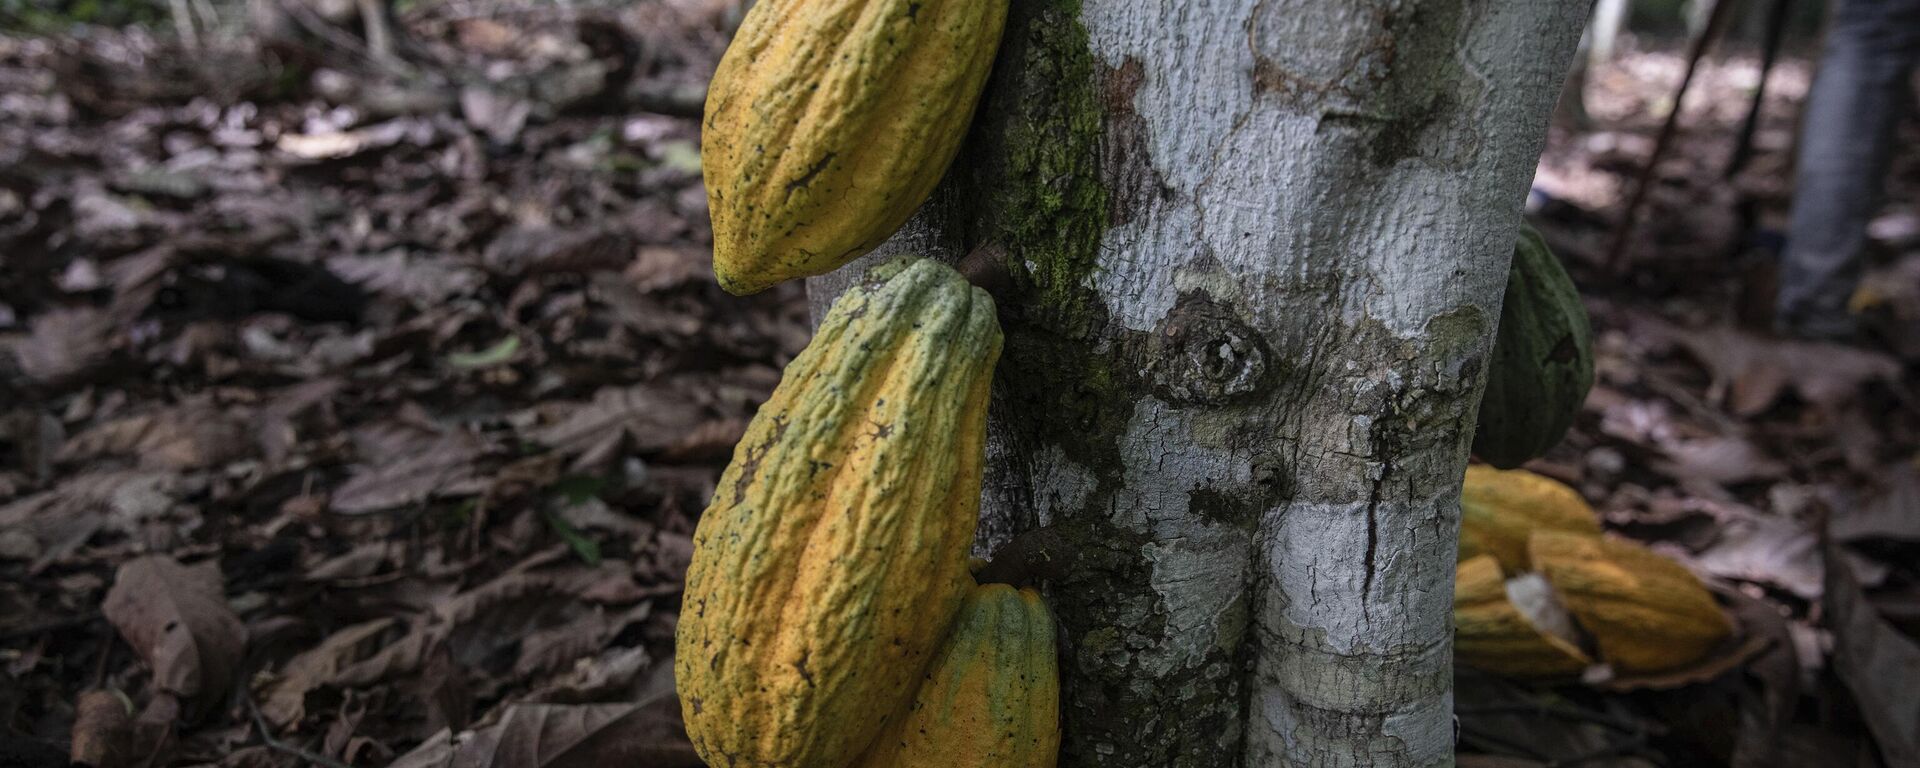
{"left": 2, "top": 409, "right": 64, "bottom": 483}
{"left": 1832, "top": 463, "right": 1920, "bottom": 544}
{"left": 625, "top": 245, "right": 712, "bottom": 292}
{"left": 591, "top": 273, "right": 705, "bottom": 339}
{"left": 1661, "top": 324, "right": 1901, "bottom": 415}
{"left": 636, "top": 530, "right": 693, "bottom": 587}
{"left": 328, "top": 252, "right": 486, "bottom": 306}
{"left": 528, "top": 386, "right": 707, "bottom": 461}
{"left": 259, "top": 618, "right": 398, "bottom": 728}
{"left": 333, "top": 558, "right": 644, "bottom": 690}
{"left": 4, "top": 306, "right": 114, "bottom": 384}
{"left": 0, "top": 470, "right": 184, "bottom": 571}
{"left": 514, "top": 603, "right": 651, "bottom": 680}
{"left": 1825, "top": 536, "right": 1920, "bottom": 765}
{"left": 459, "top": 86, "right": 532, "bottom": 145}
{"left": 331, "top": 432, "right": 488, "bottom": 515}
{"left": 1456, "top": 670, "right": 1658, "bottom": 768}
{"left": 485, "top": 226, "right": 633, "bottom": 278}
{"left": 253, "top": 378, "right": 342, "bottom": 468}
{"left": 101, "top": 556, "right": 247, "bottom": 720}
{"left": 58, "top": 397, "right": 252, "bottom": 470}
{"left": 387, "top": 672, "right": 696, "bottom": 768}
{"left": 1651, "top": 436, "right": 1788, "bottom": 486}
{"left": 69, "top": 689, "right": 133, "bottom": 768}
{"left": 530, "top": 645, "right": 655, "bottom": 704}
{"left": 1694, "top": 515, "right": 1824, "bottom": 600}
{"left": 656, "top": 418, "right": 747, "bottom": 464}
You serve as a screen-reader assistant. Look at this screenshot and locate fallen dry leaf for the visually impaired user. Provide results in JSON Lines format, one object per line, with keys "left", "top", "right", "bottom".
{"left": 4, "top": 306, "right": 114, "bottom": 384}
{"left": 260, "top": 618, "right": 398, "bottom": 728}
{"left": 1657, "top": 323, "right": 1901, "bottom": 415}
{"left": 69, "top": 689, "right": 134, "bottom": 768}
{"left": 328, "top": 252, "right": 487, "bottom": 307}
{"left": 529, "top": 645, "right": 655, "bottom": 704}
{"left": 484, "top": 226, "right": 632, "bottom": 278}
{"left": 1694, "top": 515, "right": 1824, "bottom": 600}
{"left": 387, "top": 666, "right": 696, "bottom": 768}
{"left": 528, "top": 385, "right": 708, "bottom": 463}
{"left": 0, "top": 470, "right": 186, "bottom": 571}
{"left": 330, "top": 432, "right": 489, "bottom": 515}
{"left": 57, "top": 397, "right": 252, "bottom": 470}
{"left": 625, "top": 245, "right": 712, "bottom": 292}
{"left": 1456, "top": 670, "right": 1659, "bottom": 768}
{"left": 1652, "top": 435, "right": 1789, "bottom": 486}
{"left": 1831, "top": 463, "right": 1920, "bottom": 544}
{"left": 1825, "top": 536, "right": 1920, "bottom": 766}
{"left": 514, "top": 604, "right": 652, "bottom": 680}
{"left": 102, "top": 555, "right": 247, "bottom": 721}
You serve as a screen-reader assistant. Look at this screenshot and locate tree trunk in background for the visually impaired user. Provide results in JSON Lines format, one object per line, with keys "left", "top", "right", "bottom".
{"left": 807, "top": 1, "right": 1586, "bottom": 765}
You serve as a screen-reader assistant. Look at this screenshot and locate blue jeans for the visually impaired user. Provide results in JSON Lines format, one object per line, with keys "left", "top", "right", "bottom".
{"left": 1777, "top": 0, "right": 1920, "bottom": 337}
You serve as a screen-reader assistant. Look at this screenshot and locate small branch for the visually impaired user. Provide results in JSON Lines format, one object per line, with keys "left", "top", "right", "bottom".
{"left": 1724, "top": 0, "right": 1794, "bottom": 178}
{"left": 168, "top": 0, "right": 200, "bottom": 49}
{"left": 357, "top": 0, "right": 396, "bottom": 66}
{"left": 276, "top": 0, "right": 424, "bottom": 82}
{"left": 1605, "top": 0, "right": 1737, "bottom": 274}
{"left": 246, "top": 695, "right": 354, "bottom": 768}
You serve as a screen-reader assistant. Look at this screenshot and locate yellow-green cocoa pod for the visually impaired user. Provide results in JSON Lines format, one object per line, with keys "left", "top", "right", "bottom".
{"left": 1454, "top": 555, "right": 1591, "bottom": 678}
{"left": 702, "top": 0, "right": 1009, "bottom": 294}
{"left": 1459, "top": 464, "right": 1601, "bottom": 573}
{"left": 675, "top": 257, "right": 1003, "bottom": 766}
{"left": 1529, "top": 531, "right": 1733, "bottom": 673}
{"left": 856, "top": 582, "right": 1061, "bottom": 768}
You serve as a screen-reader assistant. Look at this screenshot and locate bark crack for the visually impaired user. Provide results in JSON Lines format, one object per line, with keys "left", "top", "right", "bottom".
{"left": 1362, "top": 466, "right": 1384, "bottom": 603}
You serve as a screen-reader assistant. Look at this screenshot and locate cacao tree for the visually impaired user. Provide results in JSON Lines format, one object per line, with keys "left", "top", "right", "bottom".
{"left": 802, "top": 1, "right": 1589, "bottom": 765}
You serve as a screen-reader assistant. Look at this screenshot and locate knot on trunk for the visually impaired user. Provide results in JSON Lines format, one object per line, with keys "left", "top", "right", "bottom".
{"left": 1146, "top": 292, "right": 1272, "bottom": 405}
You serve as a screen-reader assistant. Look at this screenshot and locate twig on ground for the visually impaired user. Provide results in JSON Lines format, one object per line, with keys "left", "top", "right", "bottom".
{"left": 246, "top": 695, "right": 355, "bottom": 768}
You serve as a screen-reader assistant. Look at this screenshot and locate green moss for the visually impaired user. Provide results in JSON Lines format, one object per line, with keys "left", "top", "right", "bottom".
{"left": 962, "top": 0, "right": 1110, "bottom": 328}
{"left": 951, "top": 0, "right": 1128, "bottom": 478}
{"left": 942, "top": 7, "right": 1257, "bottom": 764}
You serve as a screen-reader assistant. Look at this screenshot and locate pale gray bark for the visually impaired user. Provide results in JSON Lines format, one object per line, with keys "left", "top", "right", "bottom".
{"left": 807, "top": 1, "right": 1586, "bottom": 765}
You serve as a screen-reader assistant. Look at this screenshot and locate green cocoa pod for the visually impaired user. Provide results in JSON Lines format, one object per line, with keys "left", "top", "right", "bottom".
{"left": 1473, "top": 224, "right": 1595, "bottom": 469}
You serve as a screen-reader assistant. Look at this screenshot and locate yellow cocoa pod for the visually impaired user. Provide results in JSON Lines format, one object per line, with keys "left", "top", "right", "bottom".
{"left": 1454, "top": 555, "right": 1591, "bottom": 678}
{"left": 676, "top": 258, "right": 1003, "bottom": 767}
{"left": 1529, "top": 531, "right": 1732, "bottom": 673}
{"left": 702, "top": 0, "right": 1010, "bottom": 294}
{"left": 856, "top": 582, "right": 1061, "bottom": 768}
{"left": 1460, "top": 464, "right": 1601, "bottom": 573}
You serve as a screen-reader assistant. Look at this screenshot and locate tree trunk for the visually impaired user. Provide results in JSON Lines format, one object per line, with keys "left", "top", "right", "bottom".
{"left": 807, "top": 1, "right": 1586, "bottom": 765}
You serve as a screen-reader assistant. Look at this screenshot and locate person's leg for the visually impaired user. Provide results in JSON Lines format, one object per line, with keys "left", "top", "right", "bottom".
{"left": 1777, "top": 0, "right": 1920, "bottom": 338}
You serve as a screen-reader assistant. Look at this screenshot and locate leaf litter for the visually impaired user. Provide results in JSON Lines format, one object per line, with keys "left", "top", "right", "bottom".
{"left": 1, "top": 5, "right": 799, "bottom": 765}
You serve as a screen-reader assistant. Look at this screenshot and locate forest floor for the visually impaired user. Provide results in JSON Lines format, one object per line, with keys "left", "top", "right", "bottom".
{"left": 1, "top": 5, "right": 1917, "bottom": 767}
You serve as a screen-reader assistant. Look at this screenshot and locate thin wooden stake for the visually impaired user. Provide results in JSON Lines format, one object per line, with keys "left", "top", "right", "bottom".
{"left": 1606, "top": 0, "right": 1738, "bottom": 274}
{"left": 1726, "top": 0, "right": 1795, "bottom": 177}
